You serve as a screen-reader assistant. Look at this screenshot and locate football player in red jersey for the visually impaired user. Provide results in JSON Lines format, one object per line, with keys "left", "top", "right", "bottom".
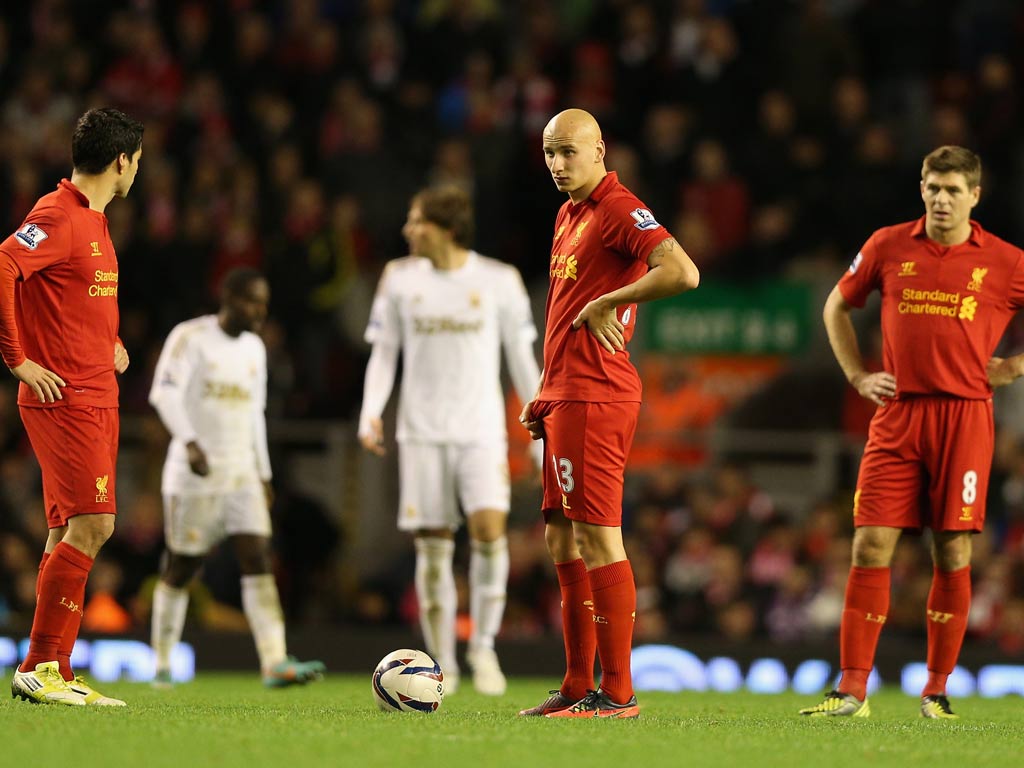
{"left": 801, "top": 146, "right": 1024, "bottom": 719}
{"left": 0, "top": 108, "right": 143, "bottom": 706}
{"left": 518, "top": 109, "right": 699, "bottom": 718}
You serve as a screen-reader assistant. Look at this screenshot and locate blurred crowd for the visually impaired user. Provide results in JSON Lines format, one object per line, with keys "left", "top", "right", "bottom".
{"left": 3, "top": 0, "right": 1024, "bottom": 651}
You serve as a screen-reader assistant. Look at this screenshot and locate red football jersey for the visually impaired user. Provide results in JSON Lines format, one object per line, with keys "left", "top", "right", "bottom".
{"left": 839, "top": 217, "right": 1024, "bottom": 399}
{"left": 0, "top": 180, "right": 120, "bottom": 408}
{"left": 539, "top": 172, "right": 671, "bottom": 403}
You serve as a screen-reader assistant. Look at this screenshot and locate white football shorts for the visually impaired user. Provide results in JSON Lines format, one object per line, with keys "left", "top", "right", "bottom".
{"left": 397, "top": 441, "right": 510, "bottom": 532}
{"left": 163, "top": 483, "right": 271, "bottom": 555}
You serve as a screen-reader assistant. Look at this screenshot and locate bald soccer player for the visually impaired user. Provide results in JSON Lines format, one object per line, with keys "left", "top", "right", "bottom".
{"left": 518, "top": 109, "right": 700, "bottom": 719}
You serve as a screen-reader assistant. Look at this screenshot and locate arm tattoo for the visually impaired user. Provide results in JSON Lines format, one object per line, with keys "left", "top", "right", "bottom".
{"left": 647, "top": 237, "right": 679, "bottom": 266}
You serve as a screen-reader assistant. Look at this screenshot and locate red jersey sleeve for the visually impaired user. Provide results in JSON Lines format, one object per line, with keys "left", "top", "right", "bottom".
{"left": 0, "top": 209, "right": 72, "bottom": 368}
{"left": 837, "top": 231, "right": 884, "bottom": 308}
{"left": 598, "top": 195, "right": 671, "bottom": 263}
{"left": 0, "top": 253, "right": 23, "bottom": 367}
{"left": 3, "top": 207, "right": 73, "bottom": 279}
{"left": 1005, "top": 250, "right": 1024, "bottom": 310}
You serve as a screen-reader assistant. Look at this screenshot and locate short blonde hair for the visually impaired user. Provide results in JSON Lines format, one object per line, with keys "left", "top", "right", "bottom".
{"left": 922, "top": 145, "right": 981, "bottom": 189}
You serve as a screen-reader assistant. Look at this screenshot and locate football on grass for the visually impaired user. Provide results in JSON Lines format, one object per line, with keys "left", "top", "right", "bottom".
{"left": 371, "top": 648, "right": 445, "bottom": 713}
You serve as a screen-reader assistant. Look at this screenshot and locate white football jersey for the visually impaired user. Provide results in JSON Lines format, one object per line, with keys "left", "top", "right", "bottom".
{"left": 149, "top": 315, "right": 271, "bottom": 494}
{"left": 365, "top": 251, "right": 538, "bottom": 443}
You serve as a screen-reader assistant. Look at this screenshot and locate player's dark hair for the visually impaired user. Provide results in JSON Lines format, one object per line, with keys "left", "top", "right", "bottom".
{"left": 221, "top": 267, "right": 266, "bottom": 300}
{"left": 922, "top": 146, "right": 982, "bottom": 189}
{"left": 413, "top": 186, "right": 474, "bottom": 247}
{"left": 71, "top": 108, "right": 144, "bottom": 175}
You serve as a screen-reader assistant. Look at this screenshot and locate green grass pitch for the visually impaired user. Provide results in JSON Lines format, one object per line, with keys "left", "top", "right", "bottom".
{"left": 2, "top": 674, "right": 1021, "bottom": 768}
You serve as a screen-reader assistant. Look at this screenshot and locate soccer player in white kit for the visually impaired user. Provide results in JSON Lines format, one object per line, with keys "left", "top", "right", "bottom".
{"left": 148, "top": 268, "right": 324, "bottom": 687}
{"left": 359, "top": 186, "right": 542, "bottom": 695}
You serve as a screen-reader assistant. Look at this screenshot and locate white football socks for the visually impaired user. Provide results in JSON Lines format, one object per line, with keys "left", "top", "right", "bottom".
{"left": 469, "top": 536, "right": 509, "bottom": 651}
{"left": 241, "top": 573, "right": 288, "bottom": 672}
{"left": 414, "top": 537, "right": 457, "bottom": 675}
{"left": 151, "top": 581, "right": 189, "bottom": 673}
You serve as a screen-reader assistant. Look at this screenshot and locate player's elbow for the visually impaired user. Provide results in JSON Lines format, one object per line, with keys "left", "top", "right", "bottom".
{"left": 676, "top": 261, "right": 700, "bottom": 292}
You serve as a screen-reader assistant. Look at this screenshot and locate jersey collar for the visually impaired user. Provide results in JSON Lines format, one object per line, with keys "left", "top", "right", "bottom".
{"left": 587, "top": 171, "right": 617, "bottom": 203}
{"left": 569, "top": 171, "right": 618, "bottom": 210}
{"left": 910, "top": 216, "right": 985, "bottom": 247}
{"left": 58, "top": 178, "right": 91, "bottom": 207}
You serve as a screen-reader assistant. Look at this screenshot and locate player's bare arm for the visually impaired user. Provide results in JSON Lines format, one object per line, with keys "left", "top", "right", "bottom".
{"left": 114, "top": 340, "right": 129, "bottom": 373}
{"left": 185, "top": 440, "right": 210, "bottom": 476}
{"left": 519, "top": 370, "right": 545, "bottom": 441}
{"left": 571, "top": 237, "right": 700, "bottom": 354}
{"left": 823, "top": 285, "right": 896, "bottom": 406}
{"left": 359, "top": 416, "right": 386, "bottom": 456}
{"left": 987, "top": 355, "right": 1024, "bottom": 388}
{"left": 10, "top": 359, "right": 66, "bottom": 403}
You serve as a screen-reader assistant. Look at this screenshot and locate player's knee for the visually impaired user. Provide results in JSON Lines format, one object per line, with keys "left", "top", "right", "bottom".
{"left": 933, "top": 535, "right": 971, "bottom": 571}
{"left": 467, "top": 510, "right": 507, "bottom": 543}
{"left": 572, "top": 528, "right": 591, "bottom": 558}
{"left": 851, "top": 537, "right": 894, "bottom": 567}
{"left": 234, "top": 543, "right": 271, "bottom": 574}
{"left": 231, "top": 534, "right": 273, "bottom": 574}
{"left": 163, "top": 553, "right": 203, "bottom": 586}
{"left": 544, "top": 520, "right": 577, "bottom": 561}
{"left": 90, "top": 514, "right": 116, "bottom": 543}
{"left": 65, "top": 513, "right": 115, "bottom": 556}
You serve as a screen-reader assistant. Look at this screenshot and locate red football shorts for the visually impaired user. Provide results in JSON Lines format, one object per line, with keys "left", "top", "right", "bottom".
{"left": 532, "top": 400, "right": 640, "bottom": 527}
{"left": 19, "top": 405, "right": 119, "bottom": 527}
{"left": 854, "top": 397, "right": 992, "bottom": 532}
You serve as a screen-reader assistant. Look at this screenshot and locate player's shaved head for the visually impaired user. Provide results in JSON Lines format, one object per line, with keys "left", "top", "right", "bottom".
{"left": 542, "top": 108, "right": 608, "bottom": 202}
{"left": 543, "top": 108, "right": 602, "bottom": 145}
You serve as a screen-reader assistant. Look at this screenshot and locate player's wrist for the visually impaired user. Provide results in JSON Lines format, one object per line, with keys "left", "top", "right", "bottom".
{"left": 1010, "top": 355, "right": 1024, "bottom": 381}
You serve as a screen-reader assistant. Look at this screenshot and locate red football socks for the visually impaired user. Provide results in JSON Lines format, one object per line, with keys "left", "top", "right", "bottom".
{"left": 838, "top": 565, "right": 891, "bottom": 700}
{"left": 36, "top": 551, "right": 50, "bottom": 597}
{"left": 588, "top": 559, "right": 636, "bottom": 705}
{"left": 20, "top": 542, "right": 94, "bottom": 678}
{"left": 555, "top": 558, "right": 596, "bottom": 700}
{"left": 923, "top": 566, "right": 971, "bottom": 697}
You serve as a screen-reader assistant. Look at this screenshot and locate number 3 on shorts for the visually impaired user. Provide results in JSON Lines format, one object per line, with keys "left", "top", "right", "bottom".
{"left": 962, "top": 470, "right": 978, "bottom": 505}
{"left": 551, "top": 455, "right": 574, "bottom": 493}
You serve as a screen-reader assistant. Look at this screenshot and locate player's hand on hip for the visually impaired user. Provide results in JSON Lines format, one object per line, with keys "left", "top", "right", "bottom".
{"left": 850, "top": 370, "right": 897, "bottom": 406}
{"left": 987, "top": 356, "right": 1021, "bottom": 388}
{"left": 114, "top": 341, "right": 130, "bottom": 373}
{"left": 10, "top": 359, "right": 65, "bottom": 403}
{"left": 359, "top": 417, "right": 386, "bottom": 456}
{"left": 519, "top": 399, "right": 544, "bottom": 441}
{"left": 262, "top": 480, "right": 275, "bottom": 509}
{"left": 186, "top": 440, "right": 211, "bottom": 476}
{"left": 572, "top": 297, "right": 624, "bottom": 354}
